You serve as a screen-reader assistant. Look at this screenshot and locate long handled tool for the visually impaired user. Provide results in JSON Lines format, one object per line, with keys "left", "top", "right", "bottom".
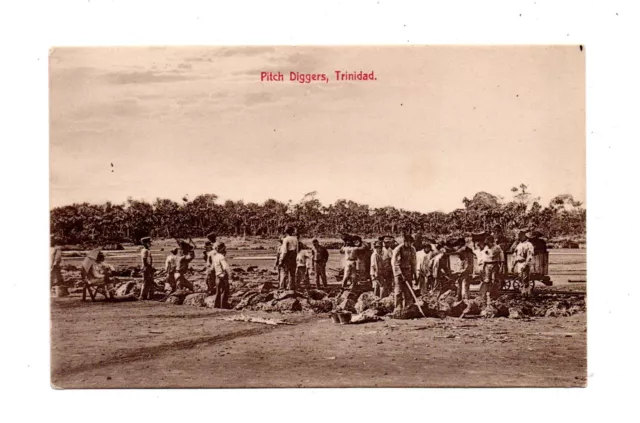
{"left": 402, "top": 275, "right": 427, "bottom": 318}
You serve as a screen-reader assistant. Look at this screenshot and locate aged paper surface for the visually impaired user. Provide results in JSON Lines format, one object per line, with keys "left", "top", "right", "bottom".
{"left": 49, "top": 45, "right": 585, "bottom": 388}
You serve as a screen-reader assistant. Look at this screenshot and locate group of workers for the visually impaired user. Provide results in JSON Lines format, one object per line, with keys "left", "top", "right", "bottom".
{"left": 52, "top": 223, "right": 544, "bottom": 311}
{"left": 273, "top": 224, "right": 545, "bottom": 310}
{"left": 140, "top": 233, "right": 231, "bottom": 308}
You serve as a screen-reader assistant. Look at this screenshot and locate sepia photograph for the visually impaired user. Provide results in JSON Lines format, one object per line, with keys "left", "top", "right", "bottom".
{"left": 49, "top": 45, "right": 586, "bottom": 388}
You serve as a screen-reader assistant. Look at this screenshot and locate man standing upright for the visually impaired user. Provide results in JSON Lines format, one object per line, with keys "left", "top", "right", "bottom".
{"left": 139, "top": 237, "right": 155, "bottom": 300}
{"left": 50, "top": 244, "right": 64, "bottom": 288}
{"left": 370, "top": 241, "right": 390, "bottom": 298}
{"left": 452, "top": 237, "right": 474, "bottom": 301}
{"left": 480, "top": 235, "right": 504, "bottom": 305}
{"left": 513, "top": 230, "right": 535, "bottom": 297}
{"left": 311, "top": 239, "right": 329, "bottom": 288}
{"left": 204, "top": 241, "right": 216, "bottom": 294}
{"left": 391, "top": 234, "right": 417, "bottom": 310}
{"left": 280, "top": 226, "right": 299, "bottom": 290}
{"left": 212, "top": 242, "right": 230, "bottom": 309}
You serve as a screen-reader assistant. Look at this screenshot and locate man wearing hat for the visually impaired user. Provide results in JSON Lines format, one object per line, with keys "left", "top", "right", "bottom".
{"left": 139, "top": 237, "right": 155, "bottom": 300}
{"left": 527, "top": 229, "right": 548, "bottom": 254}
{"left": 211, "top": 242, "right": 231, "bottom": 309}
{"left": 206, "top": 232, "right": 219, "bottom": 251}
{"left": 280, "top": 226, "right": 299, "bottom": 290}
{"left": 311, "top": 239, "right": 329, "bottom": 288}
{"left": 176, "top": 241, "right": 196, "bottom": 291}
{"left": 391, "top": 234, "right": 417, "bottom": 309}
{"left": 163, "top": 247, "right": 179, "bottom": 293}
{"left": 513, "top": 230, "right": 535, "bottom": 297}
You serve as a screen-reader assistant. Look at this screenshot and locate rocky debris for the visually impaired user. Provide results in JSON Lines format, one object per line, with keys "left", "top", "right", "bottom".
{"left": 308, "top": 298, "right": 334, "bottom": 313}
{"left": 351, "top": 308, "right": 382, "bottom": 324}
{"left": 481, "top": 304, "right": 509, "bottom": 318}
{"left": 274, "top": 290, "right": 299, "bottom": 301}
{"left": 374, "top": 296, "right": 395, "bottom": 315}
{"left": 258, "top": 282, "right": 273, "bottom": 292}
{"left": 232, "top": 267, "right": 246, "bottom": 273}
{"left": 272, "top": 298, "right": 302, "bottom": 313}
{"left": 392, "top": 303, "right": 430, "bottom": 320}
{"left": 183, "top": 293, "right": 208, "bottom": 307}
{"left": 462, "top": 300, "right": 482, "bottom": 317}
{"left": 165, "top": 295, "right": 184, "bottom": 305}
{"left": 164, "top": 289, "right": 190, "bottom": 305}
{"left": 355, "top": 292, "right": 378, "bottom": 314}
{"left": 449, "top": 301, "right": 468, "bottom": 318}
{"left": 337, "top": 299, "right": 357, "bottom": 313}
{"left": 307, "top": 289, "right": 328, "bottom": 301}
{"left": 115, "top": 281, "right": 136, "bottom": 297}
{"left": 247, "top": 266, "right": 258, "bottom": 272}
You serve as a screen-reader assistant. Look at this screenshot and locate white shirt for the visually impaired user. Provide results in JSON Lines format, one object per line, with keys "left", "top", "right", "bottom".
{"left": 282, "top": 235, "right": 299, "bottom": 253}
{"left": 212, "top": 252, "right": 230, "bottom": 278}
{"left": 141, "top": 247, "right": 153, "bottom": 267}
{"left": 514, "top": 240, "right": 535, "bottom": 265}
{"left": 164, "top": 254, "right": 178, "bottom": 273}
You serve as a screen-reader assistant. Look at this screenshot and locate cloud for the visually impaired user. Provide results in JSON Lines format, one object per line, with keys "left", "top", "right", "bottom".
{"left": 244, "top": 92, "right": 276, "bottom": 107}
{"left": 104, "top": 70, "right": 194, "bottom": 85}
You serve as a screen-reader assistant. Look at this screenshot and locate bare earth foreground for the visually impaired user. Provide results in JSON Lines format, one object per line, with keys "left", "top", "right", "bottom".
{"left": 51, "top": 297, "right": 586, "bottom": 388}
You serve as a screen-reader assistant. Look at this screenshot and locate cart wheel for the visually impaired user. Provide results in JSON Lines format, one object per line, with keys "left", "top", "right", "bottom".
{"left": 512, "top": 279, "right": 521, "bottom": 291}
{"left": 501, "top": 280, "right": 510, "bottom": 291}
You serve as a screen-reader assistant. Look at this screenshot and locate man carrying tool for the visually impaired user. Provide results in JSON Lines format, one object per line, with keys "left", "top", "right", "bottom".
{"left": 513, "top": 230, "right": 535, "bottom": 297}
{"left": 176, "top": 240, "right": 196, "bottom": 291}
{"left": 479, "top": 235, "right": 504, "bottom": 306}
{"left": 311, "top": 239, "right": 329, "bottom": 288}
{"left": 280, "top": 226, "right": 299, "bottom": 290}
{"left": 164, "top": 248, "right": 179, "bottom": 293}
{"left": 211, "top": 242, "right": 230, "bottom": 309}
{"left": 139, "top": 237, "right": 155, "bottom": 300}
{"left": 391, "top": 234, "right": 417, "bottom": 310}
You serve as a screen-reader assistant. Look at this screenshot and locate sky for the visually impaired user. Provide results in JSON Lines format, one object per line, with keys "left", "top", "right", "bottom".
{"left": 49, "top": 46, "right": 585, "bottom": 212}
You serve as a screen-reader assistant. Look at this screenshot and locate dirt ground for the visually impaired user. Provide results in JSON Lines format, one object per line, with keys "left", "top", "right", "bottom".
{"left": 51, "top": 295, "right": 586, "bottom": 388}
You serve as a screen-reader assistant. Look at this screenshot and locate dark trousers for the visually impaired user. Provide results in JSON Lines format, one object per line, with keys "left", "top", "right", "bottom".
{"left": 314, "top": 261, "right": 328, "bottom": 287}
{"left": 213, "top": 274, "right": 230, "bottom": 309}
{"left": 280, "top": 252, "right": 297, "bottom": 290}
{"left": 139, "top": 269, "right": 155, "bottom": 300}
{"left": 394, "top": 268, "right": 414, "bottom": 309}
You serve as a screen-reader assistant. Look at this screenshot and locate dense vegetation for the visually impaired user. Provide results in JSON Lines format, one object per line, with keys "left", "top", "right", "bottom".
{"left": 50, "top": 184, "right": 585, "bottom": 246}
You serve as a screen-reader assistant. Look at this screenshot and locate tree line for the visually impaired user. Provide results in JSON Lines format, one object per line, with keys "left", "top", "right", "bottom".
{"left": 50, "top": 185, "right": 586, "bottom": 246}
